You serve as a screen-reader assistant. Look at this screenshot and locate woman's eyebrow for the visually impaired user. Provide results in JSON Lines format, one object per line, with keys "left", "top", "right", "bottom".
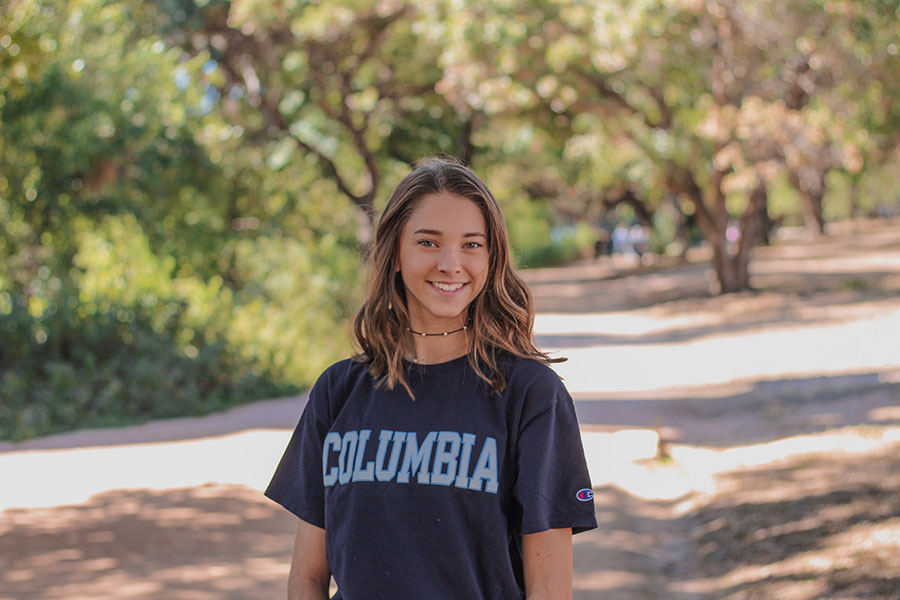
{"left": 413, "top": 228, "right": 486, "bottom": 238}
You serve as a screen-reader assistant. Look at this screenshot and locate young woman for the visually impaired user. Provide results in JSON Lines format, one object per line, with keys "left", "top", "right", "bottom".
{"left": 266, "top": 158, "right": 597, "bottom": 599}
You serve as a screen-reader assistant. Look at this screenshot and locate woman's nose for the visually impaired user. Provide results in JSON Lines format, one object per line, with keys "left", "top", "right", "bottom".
{"left": 437, "top": 247, "right": 462, "bottom": 272}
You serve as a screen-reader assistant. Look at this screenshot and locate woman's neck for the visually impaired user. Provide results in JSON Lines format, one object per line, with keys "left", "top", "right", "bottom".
{"left": 406, "top": 319, "right": 468, "bottom": 364}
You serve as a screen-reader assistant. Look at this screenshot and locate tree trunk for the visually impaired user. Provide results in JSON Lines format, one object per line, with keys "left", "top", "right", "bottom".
{"left": 744, "top": 181, "right": 774, "bottom": 246}
{"left": 755, "top": 206, "right": 774, "bottom": 245}
{"left": 709, "top": 239, "right": 745, "bottom": 293}
{"left": 788, "top": 167, "right": 827, "bottom": 236}
{"left": 673, "top": 167, "right": 756, "bottom": 294}
{"left": 848, "top": 175, "right": 862, "bottom": 218}
{"left": 709, "top": 180, "right": 769, "bottom": 293}
{"left": 670, "top": 194, "right": 693, "bottom": 260}
{"left": 802, "top": 189, "right": 825, "bottom": 235}
{"left": 740, "top": 180, "right": 770, "bottom": 250}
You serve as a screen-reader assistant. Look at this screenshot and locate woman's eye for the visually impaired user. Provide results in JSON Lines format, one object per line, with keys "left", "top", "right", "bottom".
{"left": 417, "top": 240, "right": 437, "bottom": 248}
{"left": 464, "top": 242, "right": 483, "bottom": 249}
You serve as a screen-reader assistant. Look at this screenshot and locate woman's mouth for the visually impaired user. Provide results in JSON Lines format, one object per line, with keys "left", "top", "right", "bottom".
{"left": 429, "top": 281, "right": 467, "bottom": 293}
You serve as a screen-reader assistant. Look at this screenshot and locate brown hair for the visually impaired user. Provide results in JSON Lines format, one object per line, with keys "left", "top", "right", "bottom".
{"left": 352, "top": 157, "right": 561, "bottom": 397}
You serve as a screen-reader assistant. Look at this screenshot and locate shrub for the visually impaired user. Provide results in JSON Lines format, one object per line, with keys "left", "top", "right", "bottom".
{"left": 0, "top": 298, "right": 295, "bottom": 441}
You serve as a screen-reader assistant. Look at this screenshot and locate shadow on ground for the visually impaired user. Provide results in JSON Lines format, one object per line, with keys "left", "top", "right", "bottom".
{"left": 574, "top": 486, "right": 700, "bottom": 600}
{"left": 530, "top": 267, "right": 900, "bottom": 314}
{"left": 535, "top": 288, "right": 897, "bottom": 349}
{"left": 682, "top": 439, "right": 900, "bottom": 599}
{"left": 573, "top": 374, "right": 900, "bottom": 447}
{"left": 0, "top": 484, "right": 295, "bottom": 600}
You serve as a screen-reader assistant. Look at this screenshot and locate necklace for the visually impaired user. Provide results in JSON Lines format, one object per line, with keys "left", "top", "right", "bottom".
{"left": 407, "top": 324, "right": 467, "bottom": 337}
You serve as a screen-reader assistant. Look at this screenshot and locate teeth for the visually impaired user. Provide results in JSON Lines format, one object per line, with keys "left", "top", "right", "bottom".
{"left": 432, "top": 282, "right": 464, "bottom": 291}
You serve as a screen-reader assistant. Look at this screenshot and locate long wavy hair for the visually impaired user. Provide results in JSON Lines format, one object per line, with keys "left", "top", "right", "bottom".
{"left": 353, "top": 157, "right": 561, "bottom": 398}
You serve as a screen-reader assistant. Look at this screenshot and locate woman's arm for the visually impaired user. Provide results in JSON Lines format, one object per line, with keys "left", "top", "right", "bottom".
{"left": 522, "top": 528, "right": 573, "bottom": 600}
{"left": 287, "top": 518, "right": 331, "bottom": 600}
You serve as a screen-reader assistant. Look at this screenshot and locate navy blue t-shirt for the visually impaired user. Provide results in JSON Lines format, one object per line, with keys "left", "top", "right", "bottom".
{"left": 265, "top": 353, "right": 597, "bottom": 599}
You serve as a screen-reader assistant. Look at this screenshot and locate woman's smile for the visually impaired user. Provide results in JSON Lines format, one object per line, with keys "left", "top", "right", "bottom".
{"left": 429, "top": 281, "right": 468, "bottom": 293}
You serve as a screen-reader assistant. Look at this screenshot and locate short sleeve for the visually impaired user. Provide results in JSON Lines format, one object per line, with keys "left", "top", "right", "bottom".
{"left": 513, "top": 377, "right": 598, "bottom": 535}
{"left": 264, "top": 376, "right": 332, "bottom": 527}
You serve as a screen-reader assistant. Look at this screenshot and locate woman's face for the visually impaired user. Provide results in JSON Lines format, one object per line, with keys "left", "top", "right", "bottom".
{"left": 397, "top": 192, "right": 489, "bottom": 331}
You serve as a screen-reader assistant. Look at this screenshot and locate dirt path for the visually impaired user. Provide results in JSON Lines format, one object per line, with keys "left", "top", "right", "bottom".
{"left": 532, "top": 219, "right": 900, "bottom": 599}
{"left": 2, "top": 219, "right": 899, "bottom": 599}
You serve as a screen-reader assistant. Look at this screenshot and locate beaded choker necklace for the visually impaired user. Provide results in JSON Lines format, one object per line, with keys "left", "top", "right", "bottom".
{"left": 407, "top": 324, "right": 468, "bottom": 337}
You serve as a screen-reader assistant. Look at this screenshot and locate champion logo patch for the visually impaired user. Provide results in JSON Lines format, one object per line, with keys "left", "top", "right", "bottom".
{"left": 576, "top": 488, "right": 594, "bottom": 502}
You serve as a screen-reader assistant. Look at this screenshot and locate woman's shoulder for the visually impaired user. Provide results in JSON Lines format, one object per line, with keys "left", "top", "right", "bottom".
{"left": 298, "top": 357, "right": 375, "bottom": 424}
{"left": 494, "top": 354, "right": 573, "bottom": 426}
{"left": 499, "top": 353, "right": 567, "bottom": 394}
{"left": 316, "top": 356, "right": 372, "bottom": 390}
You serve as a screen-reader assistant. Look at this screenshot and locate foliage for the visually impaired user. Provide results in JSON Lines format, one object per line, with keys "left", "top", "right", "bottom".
{"left": 503, "top": 194, "right": 592, "bottom": 268}
{"left": 0, "top": 0, "right": 360, "bottom": 440}
{"left": 434, "top": 0, "right": 900, "bottom": 290}
{"left": 0, "top": 293, "right": 294, "bottom": 441}
{"left": 2, "top": 0, "right": 899, "bottom": 439}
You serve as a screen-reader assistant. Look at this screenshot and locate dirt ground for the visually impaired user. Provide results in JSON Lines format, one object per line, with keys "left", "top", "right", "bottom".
{"left": 1, "top": 218, "right": 899, "bottom": 599}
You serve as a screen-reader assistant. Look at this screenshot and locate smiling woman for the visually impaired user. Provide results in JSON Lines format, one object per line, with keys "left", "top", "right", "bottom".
{"left": 397, "top": 192, "right": 489, "bottom": 356}
{"left": 265, "top": 158, "right": 597, "bottom": 600}
{"left": 351, "top": 158, "right": 563, "bottom": 397}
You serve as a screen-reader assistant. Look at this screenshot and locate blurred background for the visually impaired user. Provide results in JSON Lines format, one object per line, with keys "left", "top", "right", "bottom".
{"left": 2, "top": 0, "right": 899, "bottom": 441}
{"left": 1, "top": 0, "right": 900, "bottom": 598}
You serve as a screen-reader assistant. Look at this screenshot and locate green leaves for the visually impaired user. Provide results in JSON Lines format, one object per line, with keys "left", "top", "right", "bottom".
{"left": 3, "top": 0, "right": 900, "bottom": 437}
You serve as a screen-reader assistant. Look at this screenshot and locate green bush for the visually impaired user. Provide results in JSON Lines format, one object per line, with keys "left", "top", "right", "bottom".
{"left": 0, "top": 298, "right": 295, "bottom": 442}
{"left": 505, "top": 197, "right": 595, "bottom": 268}
{"left": 0, "top": 209, "right": 360, "bottom": 442}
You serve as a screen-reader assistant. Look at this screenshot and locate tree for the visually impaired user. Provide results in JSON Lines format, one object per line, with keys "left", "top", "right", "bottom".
{"left": 821, "top": 0, "right": 900, "bottom": 219}
{"left": 1, "top": 0, "right": 370, "bottom": 438}
{"left": 137, "top": 0, "right": 472, "bottom": 243}
{"left": 434, "top": 0, "right": 899, "bottom": 292}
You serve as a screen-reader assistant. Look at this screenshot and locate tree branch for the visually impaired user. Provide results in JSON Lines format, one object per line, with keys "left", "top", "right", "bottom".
{"left": 574, "top": 68, "right": 668, "bottom": 129}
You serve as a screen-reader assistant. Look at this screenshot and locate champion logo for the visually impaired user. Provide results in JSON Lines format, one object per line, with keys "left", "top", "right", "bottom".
{"left": 576, "top": 488, "right": 594, "bottom": 502}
